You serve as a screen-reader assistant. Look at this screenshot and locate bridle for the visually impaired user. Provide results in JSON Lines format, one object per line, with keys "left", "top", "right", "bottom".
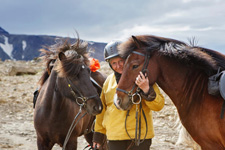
{"left": 66, "top": 77, "right": 99, "bottom": 107}
{"left": 116, "top": 51, "right": 151, "bottom": 147}
{"left": 50, "top": 58, "right": 100, "bottom": 150}
{"left": 116, "top": 51, "right": 150, "bottom": 102}
{"left": 62, "top": 72, "right": 99, "bottom": 150}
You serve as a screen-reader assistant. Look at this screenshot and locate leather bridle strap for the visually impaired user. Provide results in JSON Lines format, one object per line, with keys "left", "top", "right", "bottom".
{"left": 63, "top": 77, "right": 98, "bottom": 150}
{"left": 116, "top": 51, "right": 150, "bottom": 147}
{"left": 116, "top": 84, "right": 136, "bottom": 97}
{"left": 116, "top": 51, "right": 150, "bottom": 97}
{"left": 62, "top": 106, "right": 87, "bottom": 150}
{"left": 90, "top": 77, "right": 102, "bottom": 89}
{"left": 132, "top": 51, "right": 145, "bottom": 56}
{"left": 66, "top": 77, "right": 98, "bottom": 106}
{"left": 125, "top": 102, "right": 148, "bottom": 147}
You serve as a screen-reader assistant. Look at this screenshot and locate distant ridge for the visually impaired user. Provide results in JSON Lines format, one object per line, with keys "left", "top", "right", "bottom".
{"left": 0, "top": 27, "right": 9, "bottom": 35}
{"left": 0, "top": 27, "right": 106, "bottom": 61}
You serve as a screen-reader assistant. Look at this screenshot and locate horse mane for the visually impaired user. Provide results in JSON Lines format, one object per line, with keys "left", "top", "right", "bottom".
{"left": 38, "top": 38, "right": 89, "bottom": 86}
{"left": 195, "top": 47, "right": 225, "bottom": 70}
{"left": 38, "top": 48, "right": 56, "bottom": 86}
{"left": 119, "top": 35, "right": 225, "bottom": 76}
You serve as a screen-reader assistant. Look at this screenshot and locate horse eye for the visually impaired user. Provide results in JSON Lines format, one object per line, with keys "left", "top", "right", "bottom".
{"left": 132, "top": 65, "right": 139, "bottom": 69}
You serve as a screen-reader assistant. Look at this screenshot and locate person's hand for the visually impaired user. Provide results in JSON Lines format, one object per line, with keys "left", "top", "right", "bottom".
{"left": 93, "top": 142, "right": 100, "bottom": 149}
{"left": 135, "top": 72, "right": 149, "bottom": 94}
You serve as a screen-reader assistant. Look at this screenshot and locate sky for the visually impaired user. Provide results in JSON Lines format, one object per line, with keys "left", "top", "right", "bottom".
{"left": 0, "top": 0, "right": 225, "bottom": 54}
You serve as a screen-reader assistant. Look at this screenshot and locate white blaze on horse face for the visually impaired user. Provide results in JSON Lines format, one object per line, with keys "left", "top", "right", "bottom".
{"left": 82, "top": 65, "right": 85, "bottom": 69}
{"left": 113, "top": 94, "right": 122, "bottom": 110}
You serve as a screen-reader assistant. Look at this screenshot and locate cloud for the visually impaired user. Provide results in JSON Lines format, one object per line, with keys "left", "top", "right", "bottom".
{"left": 0, "top": 0, "right": 225, "bottom": 53}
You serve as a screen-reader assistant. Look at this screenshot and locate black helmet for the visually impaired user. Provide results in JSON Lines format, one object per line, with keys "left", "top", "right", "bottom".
{"left": 104, "top": 40, "right": 122, "bottom": 61}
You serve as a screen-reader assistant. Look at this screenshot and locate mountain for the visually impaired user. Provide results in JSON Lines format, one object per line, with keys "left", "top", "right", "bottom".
{"left": 0, "top": 27, "right": 106, "bottom": 61}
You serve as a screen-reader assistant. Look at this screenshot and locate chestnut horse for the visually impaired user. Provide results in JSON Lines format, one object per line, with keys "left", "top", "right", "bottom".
{"left": 34, "top": 39, "right": 105, "bottom": 150}
{"left": 116, "top": 35, "right": 225, "bottom": 150}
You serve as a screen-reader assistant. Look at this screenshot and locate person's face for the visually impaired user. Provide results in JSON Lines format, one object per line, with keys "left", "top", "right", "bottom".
{"left": 109, "top": 57, "right": 124, "bottom": 74}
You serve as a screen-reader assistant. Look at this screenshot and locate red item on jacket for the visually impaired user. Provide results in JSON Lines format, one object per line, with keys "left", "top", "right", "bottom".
{"left": 89, "top": 58, "right": 100, "bottom": 72}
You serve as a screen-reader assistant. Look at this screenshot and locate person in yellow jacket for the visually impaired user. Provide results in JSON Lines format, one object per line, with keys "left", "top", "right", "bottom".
{"left": 93, "top": 40, "right": 165, "bottom": 150}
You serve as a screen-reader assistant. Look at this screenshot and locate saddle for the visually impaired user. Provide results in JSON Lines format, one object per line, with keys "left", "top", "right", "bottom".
{"left": 220, "top": 71, "right": 225, "bottom": 100}
{"left": 208, "top": 69, "right": 225, "bottom": 119}
{"left": 208, "top": 68, "right": 225, "bottom": 99}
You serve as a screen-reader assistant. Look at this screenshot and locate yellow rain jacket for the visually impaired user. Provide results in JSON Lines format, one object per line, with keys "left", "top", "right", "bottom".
{"left": 95, "top": 73, "right": 165, "bottom": 140}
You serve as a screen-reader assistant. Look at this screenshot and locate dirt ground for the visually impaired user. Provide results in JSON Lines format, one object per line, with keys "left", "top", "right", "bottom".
{"left": 0, "top": 60, "right": 196, "bottom": 150}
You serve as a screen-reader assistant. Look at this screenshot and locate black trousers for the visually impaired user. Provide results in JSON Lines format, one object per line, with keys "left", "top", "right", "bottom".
{"left": 107, "top": 139, "right": 152, "bottom": 150}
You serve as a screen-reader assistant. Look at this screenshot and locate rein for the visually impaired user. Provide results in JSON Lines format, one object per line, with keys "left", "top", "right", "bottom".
{"left": 116, "top": 51, "right": 150, "bottom": 146}
{"left": 125, "top": 103, "right": 148, "bottom": 147}
{"left": 62, "top": 106, "right": 87, "bottom": 150}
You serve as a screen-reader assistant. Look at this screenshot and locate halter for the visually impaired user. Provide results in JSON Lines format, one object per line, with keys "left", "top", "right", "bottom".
{"left": 116, "top": 51, "right": 151, "bottom": 147}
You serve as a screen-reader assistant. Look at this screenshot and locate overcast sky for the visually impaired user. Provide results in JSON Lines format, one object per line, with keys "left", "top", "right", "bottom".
{"left": 0, "top": 0, "right": 225, "bottom": 53}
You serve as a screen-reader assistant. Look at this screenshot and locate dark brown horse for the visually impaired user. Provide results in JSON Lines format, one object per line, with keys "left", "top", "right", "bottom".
{"left": 116, "top": 35, "right": 225, "bottom": 150}
{"left": 34, "top": 39, "right": 105, "bottom": 150}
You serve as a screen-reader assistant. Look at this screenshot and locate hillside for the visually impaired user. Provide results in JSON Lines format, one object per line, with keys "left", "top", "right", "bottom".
{"left": 0, "top": 27, "right": 106, "bottom": 61}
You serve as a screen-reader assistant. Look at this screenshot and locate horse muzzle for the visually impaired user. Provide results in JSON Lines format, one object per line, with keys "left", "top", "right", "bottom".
{"left": 114, "top": 93, "right": 132, "bottom": 110}
{"left": 86, "top": 97, "right": 103, "bottom": 116}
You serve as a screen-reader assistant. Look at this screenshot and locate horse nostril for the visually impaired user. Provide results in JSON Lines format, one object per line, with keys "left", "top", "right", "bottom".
{"left": 118, "top": 99, "right": 121, "bottom": 105}
{"left": 94, "top": 104, "right": 102, "bottom": 113}
{"left": 116, "top": 97, "right": 122, "bottom": 106}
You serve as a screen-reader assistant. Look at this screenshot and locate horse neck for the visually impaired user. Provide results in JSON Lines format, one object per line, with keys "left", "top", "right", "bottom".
{"left": 38, "top": 70, "right": 58, "bottom": 108}
{"left": 91, "top": 71, "right": 107, "bottom": 87}
{"left": 156, "top": 56, "right": 207, "bottom": 116}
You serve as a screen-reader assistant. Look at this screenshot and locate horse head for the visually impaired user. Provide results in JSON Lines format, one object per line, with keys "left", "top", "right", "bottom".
{"left": 54, "top": 40, "right": 103, "bottom": 115}
{"left": 115, "top": 36, "right": 161, "bottom": 110}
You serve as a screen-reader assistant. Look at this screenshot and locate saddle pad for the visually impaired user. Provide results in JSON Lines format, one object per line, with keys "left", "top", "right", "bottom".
{"left": 219, "top": 71, "right": 225, "bottom": 100}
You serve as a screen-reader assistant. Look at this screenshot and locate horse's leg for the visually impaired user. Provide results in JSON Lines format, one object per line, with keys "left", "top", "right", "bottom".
{"left": 37, "top": 136, "right": 54, "bottom": 150}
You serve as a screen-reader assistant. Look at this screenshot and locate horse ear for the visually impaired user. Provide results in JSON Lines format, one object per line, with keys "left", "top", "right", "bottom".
{"left": 132, "top": 35, "right": 141, "bottom": 48}
{"left": 58, "top": 52, "right": 66, "bottom": 61}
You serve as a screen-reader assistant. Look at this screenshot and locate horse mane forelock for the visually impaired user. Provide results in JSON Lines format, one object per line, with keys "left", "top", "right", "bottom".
{"left": 55, "top": 39, "right": 89, "bottom": 77}
{"left": 119, "top": 35, "right": 224, "bottom": 76}
{"left": 38, "top": 38, "right": 89, "bottom": 85}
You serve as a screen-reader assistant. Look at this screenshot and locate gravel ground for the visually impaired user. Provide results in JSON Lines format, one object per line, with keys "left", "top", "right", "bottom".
{"left": 0, "top": 60, "right": 198, "bottom": 150}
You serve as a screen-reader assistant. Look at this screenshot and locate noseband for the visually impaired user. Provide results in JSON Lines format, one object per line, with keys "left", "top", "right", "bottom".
{"left": 66, "top": 77, "right": 99, "bottom": 106}
{"left": 116, "top": 51, "right": 150, "bottom": 100}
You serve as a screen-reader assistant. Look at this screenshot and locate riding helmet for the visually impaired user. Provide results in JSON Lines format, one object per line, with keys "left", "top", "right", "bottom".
{"left": 104, "top": 40, "right": 122, "bottom": 61}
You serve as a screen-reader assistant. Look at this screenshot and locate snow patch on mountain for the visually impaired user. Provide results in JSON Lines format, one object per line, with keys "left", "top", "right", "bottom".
{"left": 89, "top": 41, "right": 94, "bottom": 45}
{"left": 0, "top": 35, "right": 13, "bottom": 59}
{"left": 22, "top": 40, "right": 27, "bottom": 51}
